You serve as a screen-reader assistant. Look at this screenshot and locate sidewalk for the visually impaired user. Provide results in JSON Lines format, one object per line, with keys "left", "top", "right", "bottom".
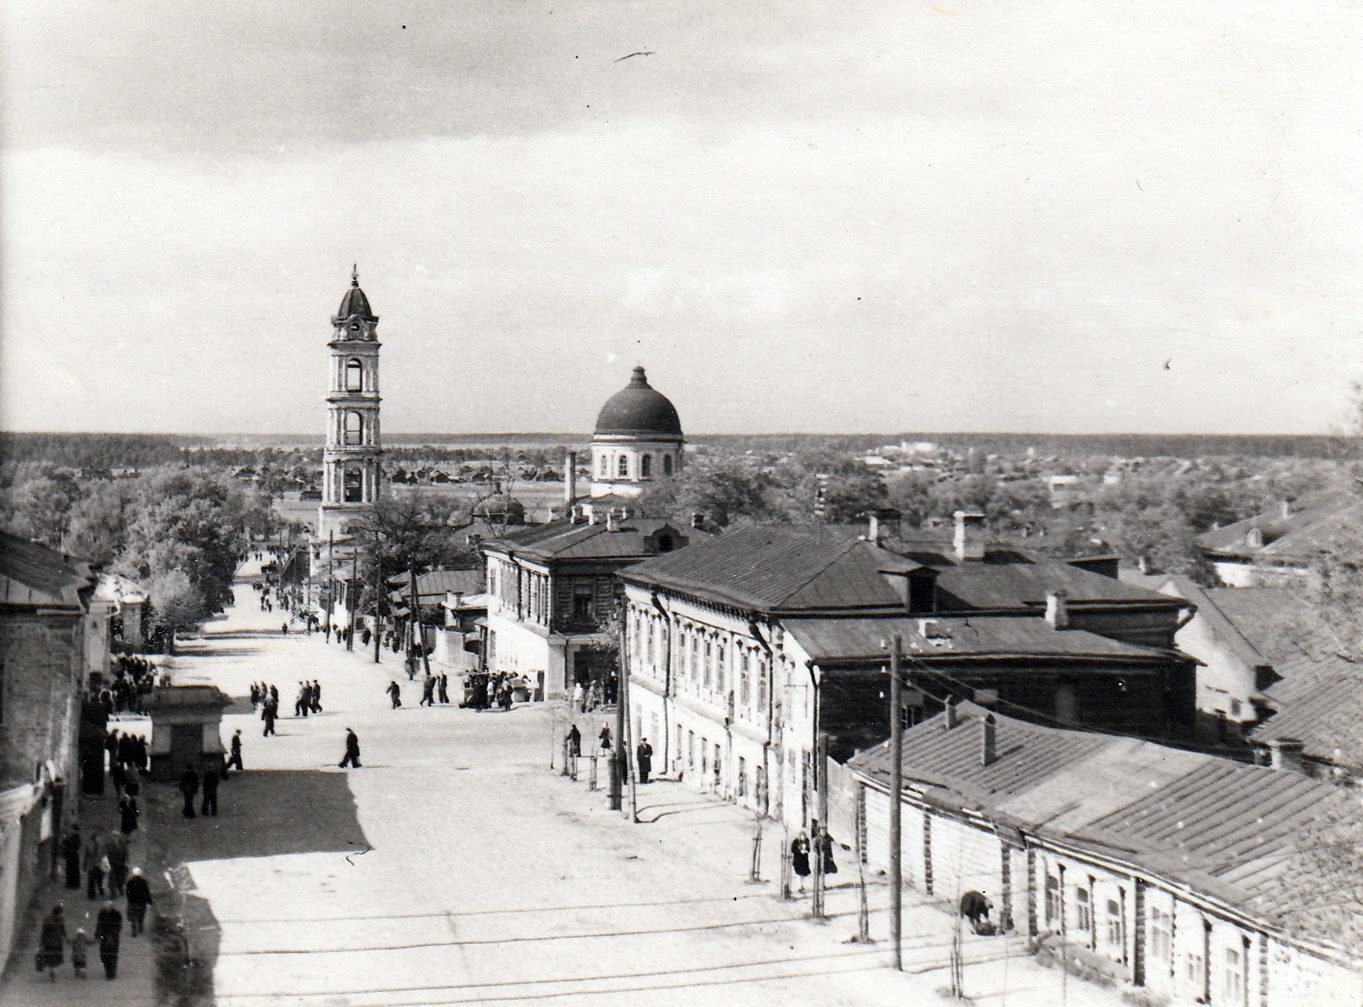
{"left": 0, "top": 790, "right": 160, "bottom": 1006}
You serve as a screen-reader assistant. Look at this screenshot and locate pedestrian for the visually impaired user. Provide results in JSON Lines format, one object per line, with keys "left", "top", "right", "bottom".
{"left": 61, "top": 826, "right": 83, "bottom": 889}
{"left": 339, "top": 728, "right": 362, "bottom": 768}
{"left": 636, "top": 737, "right": 653, "bottom": 784}
{"left": 262, "top": 699, "right": 277, "bottom": 737}
{"left": 86, "top": 843, "right": 107, "bottom": 900}
{"left": 386, "top": 680, "right": 401, "bottom": 709}
{"left": 598, "top": 725, "right": 612, "bottom": 752}
{"left": 70, "top": 928, "right": 89, "bottom": 978}
{"left": 790, "top": 832, "right": 812, "bottom": 892}
{"left": 815, "top": 827, "right": 838, "bottom": 876}
{"left": 437, "top": 673, "right": 450, "bottom": 705}
{"left": 572, "top": 681, "right": 585, "bottom": 711}
{"left": 125, "top": 868, "right": 153, "bottom": 937}
{"left": 95, "top": 901, "right": 122, "bottom": 980}
{"left": 37, "top": 904, "right": 65, "bottom": 981}
{"left": 295, "top": 682, "right": 309, "bottom": 717}
{"left": 226, "top": 730, "right": 244, "bottom": 772}
{"left": 281, "top": 622, "right": 288, "bottom": 635}
{"left": 420, "top": 674, "right": 435, "bottom": 707}
{"left": 310, "top": 680, "right": 322, "bottom": 713}
{"left": 566, "top": 724, "right": 581, "bottom": 758}
{"left": 106, "top": 836, "right": 129, "bottom": 897}
{"left": 118, "top": 791, "right": 140, "bottom": 835}
{"left": 200, "top": 765, "right": 219, "bottom": 816}
{"left": 178, "top": 768, "right": 199, "bottom": 819}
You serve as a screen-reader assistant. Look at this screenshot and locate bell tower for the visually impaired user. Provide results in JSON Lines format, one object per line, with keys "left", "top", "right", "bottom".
{"left": 318, "top": 266, "right": 383, "bottom": 539}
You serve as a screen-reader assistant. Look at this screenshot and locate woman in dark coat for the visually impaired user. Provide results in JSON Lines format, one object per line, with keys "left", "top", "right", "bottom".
{"left": 61, "top": 827, "right": 83, "bottom": 889}
{"left": 119, "top": 794, "right": 140, "bottom": 835}
{"left": 95, "top": 901, "right": 122, "bottom": 979}
{"left": 816, "top": 828, "right": 838, "bottom": 876}
{"left": 790, "top": 832, "right": 811, "bottom": 892}
{"left": 125, "top": 868, "right": 153, "bottom": 936}
{"left": 37, "top": 905, "right": 66, "bottom": 980}
{"left": 178, "top": 768, "right": 199, "bottom": 818}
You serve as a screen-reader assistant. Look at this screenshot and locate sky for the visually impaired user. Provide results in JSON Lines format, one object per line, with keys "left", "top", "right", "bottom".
{"left": 3, "top": 1, "right": 1361, "bottom": 436}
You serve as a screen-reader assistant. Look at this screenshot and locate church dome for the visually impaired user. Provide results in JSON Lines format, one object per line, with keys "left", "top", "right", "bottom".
{"left": 335, "top": 271, "right": 377, "bottom": 322}
{"left": 594, "top": 366, "right": 683, "bottom": 440}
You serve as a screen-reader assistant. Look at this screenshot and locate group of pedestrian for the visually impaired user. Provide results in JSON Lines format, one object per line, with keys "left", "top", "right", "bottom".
{"left": 464, "top": 671, "right": 522, "bottom": 711}
{"left": 570, "top": 674, "right": 617, "bottom": 713}
{"left": 177, "top": 763, "right": 223, "bottom": 818}
{"left": 789, "top": 826, "right": 838, "bottom": 892}
{"left": 39, "top": 860, "right": 153, "bottom": 981}
{"left": 294, "top": 679, "right": 323, "bottom": 716}
{"left": 418, "top": 672, "right": 451, "bottom": 706}
{"left": 253, "top": 682, "right": 281, "bottom": 735}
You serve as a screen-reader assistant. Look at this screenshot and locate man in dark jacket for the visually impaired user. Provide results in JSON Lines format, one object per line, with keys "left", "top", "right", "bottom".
{"left": 200, "top": 766, "right": 220, "bottom": 816}
{"left": 339, "top": 728, "right": 361, "bottom": 768}
{"left": 95, "top": 901, "right": 122, "bottom": 979}
{"left": 178, "top": 768, "right": 198, "bottom": 818}
{"left": 125, "top": 868, "right": 153, "bottom": 936}
{"left": 226, "top": 730, "right": 244, "bottom": 772}
{"left": 636, "top": 738, "right": 654, "bottom": 784}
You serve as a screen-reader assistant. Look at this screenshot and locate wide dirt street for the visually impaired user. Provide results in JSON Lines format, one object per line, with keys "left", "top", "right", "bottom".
{"left": 162, "top": 560, "right": 1129, "bottom": 1007}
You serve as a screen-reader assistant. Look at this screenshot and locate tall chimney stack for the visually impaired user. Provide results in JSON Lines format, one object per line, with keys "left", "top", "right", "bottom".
{"left": 981, "top": 713, "right": 997, "bottom": 766}
{"left": 1280, "top": 497, "right": 1296, "bottom": 520}
{"left": 1044, "top": 590, "right": 1070, "bottom": 629}
{"left": 944, "top": 698, "right": 959, "bottom": 729}
{"left": 564, "top": 451, "right": 577, "bottom": 505}
{"left": 1265, "top": 737, "right": 1306, "bottom": 773}
{"left": 954, "top": 511, "right": 986, "bottom": 562}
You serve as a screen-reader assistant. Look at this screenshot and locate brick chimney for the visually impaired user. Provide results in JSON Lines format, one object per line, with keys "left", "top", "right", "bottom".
{"left": 944, "top": 698, "right": 959, "bottom": 729}
{"left": 691, "top": 512, "right": 705, "bottom": 529}
{"left": 1044, "top": 590, "right": 1070, "bottom": 629}
{"left": 606, "top": 508, "right": 619, "bottom": 532}
{"left": 564, "top": 451, "right": 577, "bottom": 504}
{"left": 1280, "top": 497, "right": 1296, "bottom": 520}
{"left": 953, "top": 511, "right": 986, "bottom": 562}
{"left": 981, "top": 713, "right": 997, "bottom": 766}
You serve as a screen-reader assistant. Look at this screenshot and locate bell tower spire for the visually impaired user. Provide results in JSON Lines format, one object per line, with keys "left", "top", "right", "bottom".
{"left": 318, "top": 268, "right": 383, "bottom": 539}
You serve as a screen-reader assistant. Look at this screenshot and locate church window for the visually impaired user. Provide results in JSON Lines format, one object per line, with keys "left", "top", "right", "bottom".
{"left": 663, "top": 454, "right": 673, "bottom": 476}
{"left": 345, "top": 359, "right": 364, "bottom": 392}
{"left": 598, "top": 455, "right": 608, "bottom": 477}
{"left": 343, "top": 465, "right": 364, "bottom": 503}
{"left": 738, "top": 649, "right": 750, "bottom": 708}
{"left": 344, "top": 411, "right": 364, "bottom": 445}
{"left": 640, "top": 454, "right": 652, "bottom": 478}
{"left": 618, "top": 455, "right": 629, "bottom": 478}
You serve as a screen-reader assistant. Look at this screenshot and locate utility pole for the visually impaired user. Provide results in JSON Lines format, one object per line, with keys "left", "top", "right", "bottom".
{"left": 609, "top": 627, "right": 626, "bottom": 811}
{"left": 812, "top": 730, "right": 829, "bottom": 920}
{"left": 408, "top": 561, "right": 431, "bottom": 678}
{"left": 372, "top": 527, "right": 382, "bottom": 664}
{"left": 324, "top": 530, "right": 334, "bottom": 641}
{"left": 890, "top": 633, "right": 904, "bottom": 971}
{"left": 347, "top": 539, "right": 357, "bottom": 651}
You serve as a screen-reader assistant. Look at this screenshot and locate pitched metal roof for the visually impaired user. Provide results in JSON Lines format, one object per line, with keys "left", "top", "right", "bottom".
{"left": 1197, "top": 487, "right": 1363, "bottom": 562}
{"left": 1249, "top": 652, "right": 1363, "bottom": 762}
{"left": 0, "top": 531, "right": 97, "bottom": 608}
{"left": 849, "top": 701, "right": 1362, "bottom": 951}
{"left": 786, "top": 613, "right": 1173, "bottom": 665}
{"left": 485, "top": 517, "right": 699, "bottom": 562}
{"left": 620, "top": 524, "right": 906, "bottom": 614}
{"left": 935, "top": 559, "right": 1180, "bottom": 610}
{"left": 388, "top": 568, "right": 485, "bottom": 602}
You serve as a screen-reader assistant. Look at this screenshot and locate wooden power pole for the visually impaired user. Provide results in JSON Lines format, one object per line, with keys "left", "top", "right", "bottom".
{"left": 890, "top": 633, "right": 904, "bottom": 971}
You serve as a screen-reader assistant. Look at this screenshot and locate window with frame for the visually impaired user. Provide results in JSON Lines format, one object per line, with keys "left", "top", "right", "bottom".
{"left": 703, "top": 639, "right": 713, "bottom": 688}
{"left": 1222, "top": 946, "right": 1244, "bottom": 1004}
{"left": 716, "top": 640, "right": 727, "bottom": 691}
{"left": 1185, "top": 950, "right": 1205, "bottom": 991}
{"left": 738, "top": 649, "right": 750, "bottom": 707}
{"left": 1105, "top": 898, "right": 1123, "bottom": 951}
{"left": 1076, "top": 887, "right": 1092, "bottom": 933}
{"left": 1045, "top": 875, "right": 1061, "bottom": 926}
{"left": 640, "top": 454, "right": 651, "bottom": 477}
{"left": 1148, "top": 908, "right": 1172, "bottom": 961}
{"left": 598, "top": 455, "right": 608, "bottom": 477}
{"left": 663, "top": 454, "right": 673, "bottom": 475}
{"left": 345, "top": 358, "right": 364, "bottom": 391}
{"left": 343, "top": 465, "right": 364, "bottom": 502}
{"left": 617, "top": 455, "right": 629, "bottom": 477}
{"left": 572, "top": 584, "right": 593, "bottom": 621}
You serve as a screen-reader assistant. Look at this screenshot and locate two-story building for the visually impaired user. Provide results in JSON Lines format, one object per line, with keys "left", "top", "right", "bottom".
{"left": 620, "top": 515, "right": 1197, "bottom": 829}
{"left": 482, "top": 511, "right": 700, "bottom": 698}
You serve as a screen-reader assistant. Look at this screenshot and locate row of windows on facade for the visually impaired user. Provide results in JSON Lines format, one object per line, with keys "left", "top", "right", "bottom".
{"left": 1042, "top": 874, "right": 1249, "bottom": 1004}
{"left": 597, "top": 453, "right": 674, "bottom": 479}
{"left": 629, "top": 607, "right": 773, "bottom": 717}
{"left": 671, "top": 725, "right": 767, "bottom": 806}
{"left": 490, "top": 562, "right": 612, "bottom": 627}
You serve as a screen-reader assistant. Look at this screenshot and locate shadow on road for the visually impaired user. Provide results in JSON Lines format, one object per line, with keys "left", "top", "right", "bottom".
{"left": 152, "top": 769, "right": 370, "bottom": 861}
